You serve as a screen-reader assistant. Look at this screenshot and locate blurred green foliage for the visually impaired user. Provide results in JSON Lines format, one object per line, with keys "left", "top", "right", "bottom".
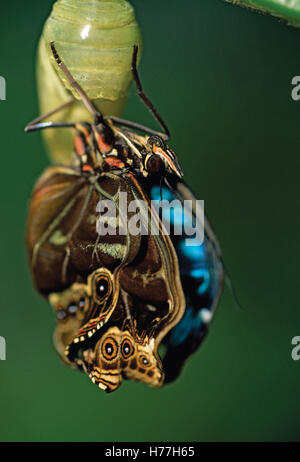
{"left": 225, "top": 0, "right": 300, "bottom": 28}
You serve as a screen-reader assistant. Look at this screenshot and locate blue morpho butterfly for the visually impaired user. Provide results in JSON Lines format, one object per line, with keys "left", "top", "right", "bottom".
{"left": 25, "top": 42, "right": 224, "bottom": 392}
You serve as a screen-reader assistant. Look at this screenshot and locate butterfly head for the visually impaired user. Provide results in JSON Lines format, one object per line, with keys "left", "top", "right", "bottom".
{"left": 144, "top": 135, "right": 183, "bottom": 179}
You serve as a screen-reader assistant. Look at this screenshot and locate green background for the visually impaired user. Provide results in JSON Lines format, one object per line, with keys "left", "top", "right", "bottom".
{"left": 0, "top": 0, "right": 300, "bottom": 442}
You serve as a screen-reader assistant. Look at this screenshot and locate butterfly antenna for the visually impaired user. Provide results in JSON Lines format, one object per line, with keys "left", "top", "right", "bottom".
{"left": 50, "top": 41, "right": 100, "bottom": 120}
{"left": 131, "top": 45, "right": 170, "bottom": 138}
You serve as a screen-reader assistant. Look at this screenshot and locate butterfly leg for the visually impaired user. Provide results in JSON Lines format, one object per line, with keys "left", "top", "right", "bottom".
{"left": 131, "top": 45, "right": 170, "bottom": 139}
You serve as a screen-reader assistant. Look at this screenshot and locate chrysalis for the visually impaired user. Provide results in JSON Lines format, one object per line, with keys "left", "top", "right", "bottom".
{"left": 37, "top": 0, "right": 142, "bottom": 163}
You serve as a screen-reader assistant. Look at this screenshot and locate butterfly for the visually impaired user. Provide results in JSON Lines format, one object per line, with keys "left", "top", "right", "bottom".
{"left": 25, "top": 42, "right": 223, "bottom": 392}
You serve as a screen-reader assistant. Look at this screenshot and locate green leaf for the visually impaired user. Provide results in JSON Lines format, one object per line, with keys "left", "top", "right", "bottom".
{"left": 224, "top": 0, "right": 300, "bottom": 28}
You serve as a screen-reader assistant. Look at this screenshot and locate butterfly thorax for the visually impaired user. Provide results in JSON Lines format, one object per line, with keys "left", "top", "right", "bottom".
{"left": 73, "top": 120, "right": 183, "bottom": 180}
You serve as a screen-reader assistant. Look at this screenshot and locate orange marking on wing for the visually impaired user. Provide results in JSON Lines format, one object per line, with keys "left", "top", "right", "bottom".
{"left": 77, "top": 316, "right": 106, "bottom": 336}
{"left": 32, "top": 182, "right": 72, "bottom": 203}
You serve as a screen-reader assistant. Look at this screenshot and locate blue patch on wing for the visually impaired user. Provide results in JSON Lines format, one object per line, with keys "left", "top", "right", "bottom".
{"left": 179, "top": 239, "right": 206, "bottom": 262}
{"left": 168, "top": 306, "right": 207, "bottom": 347}
{"left": 150, "top": 183, "right": 222, "bottom": 349}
